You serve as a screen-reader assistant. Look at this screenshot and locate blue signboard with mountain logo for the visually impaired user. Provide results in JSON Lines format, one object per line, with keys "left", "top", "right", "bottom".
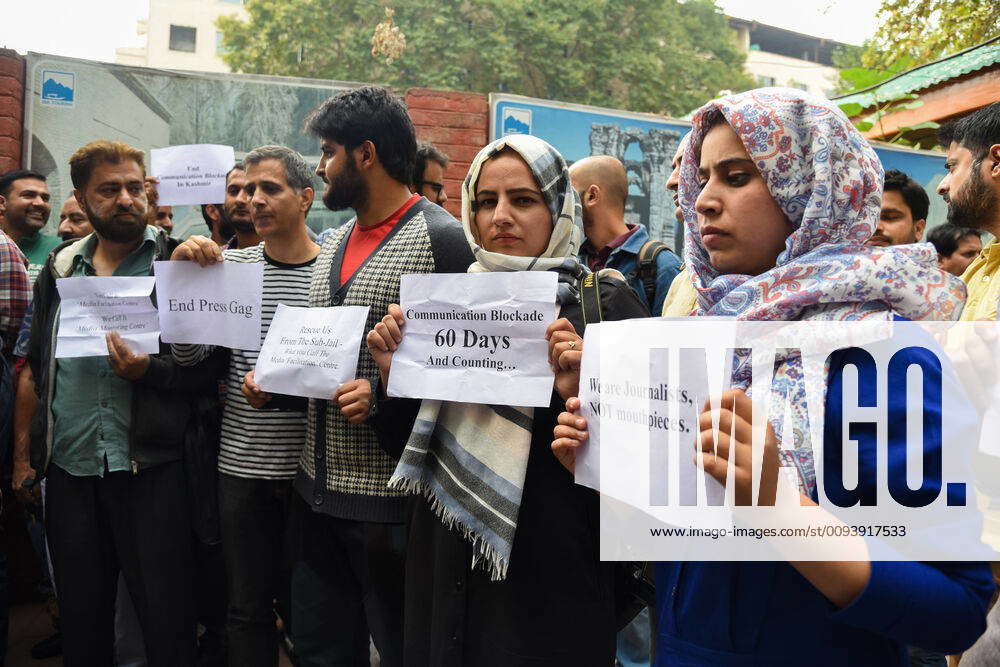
{"left": 40, "top": 70, "right": 75, "bottom": 107}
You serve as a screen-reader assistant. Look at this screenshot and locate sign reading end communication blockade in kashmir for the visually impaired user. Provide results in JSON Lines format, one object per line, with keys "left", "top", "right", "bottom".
{"left": 254, "top": 304, "right": 370, "bottom": 399}
{"left": 153, "top": 261, "right": 263, "bottom": 350}
{"left": 388, "top": 272, "right": 557, "bottom": 407}
{"left": 150, "top": 144, "right": 235, "bottom": 206}
{"left": 55, "top": 276, "right": 160, "bottom": 358}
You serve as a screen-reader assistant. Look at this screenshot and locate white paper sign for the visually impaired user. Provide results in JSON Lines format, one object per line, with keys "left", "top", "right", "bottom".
{"left": 388, "top": 272, "right": 557, "bottom": 407}
{"left": 153, "top": 261, "right": 264, "bottom": 350}
{"left": 255, "top": 304, "right": 370, "bottom": 399}
{"left": 150, "top": 144, "right": 235, "bottom": 206}
{"left": 55, "top": 276, "right": 160, "bottom": 358}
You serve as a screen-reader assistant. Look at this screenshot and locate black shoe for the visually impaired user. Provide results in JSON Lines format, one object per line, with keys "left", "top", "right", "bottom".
{"left": 30, "top": 631, "right": 62, "bottom": 660}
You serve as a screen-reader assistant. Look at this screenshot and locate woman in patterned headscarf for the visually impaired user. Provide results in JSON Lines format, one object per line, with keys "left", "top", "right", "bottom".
{"left": 553, "top": 88, "right": 993, "bottom": 665}
{"left": 367, "top": 134, "right": 648, "bottom": 666}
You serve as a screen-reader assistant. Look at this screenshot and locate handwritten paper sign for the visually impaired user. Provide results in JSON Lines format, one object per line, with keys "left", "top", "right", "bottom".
{"left": 55, "top": 276, "right": 160, "bottom": 358}
{"left": 150, "top": 144, "right": 235, "bottom": 206}
{"left": 387, "top": 272, "right": 557, "bottom": 407}
{"left": 153, "top": 261, "right": 263, "bottom": 350}
{"left": 255, "top": 304, "right": 370, "bottom": 399}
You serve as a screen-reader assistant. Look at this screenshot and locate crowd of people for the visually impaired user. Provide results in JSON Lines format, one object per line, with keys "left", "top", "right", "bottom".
{"left": 0, "top": 83, "right": 998, "bottom": 667}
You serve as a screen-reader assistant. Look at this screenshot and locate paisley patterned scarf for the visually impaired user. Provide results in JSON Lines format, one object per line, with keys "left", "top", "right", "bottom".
{"left": 679, "top": 88, "right": 966, "bottom": 492}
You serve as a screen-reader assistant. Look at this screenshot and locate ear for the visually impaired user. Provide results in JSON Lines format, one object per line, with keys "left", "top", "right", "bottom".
{"left": 357, "top": 140, "right": 377, "bottom": 170}
{"left": 205, "top": 204, "right": 221, "bottom": 222}
{"left": 914, "top": 218, "right": 926, "bottom": 242}
{"left": 299, "top": 186, "right": 314, "bottom": 213}
{"left": 0, "top": 193, "right": 5, "bottom": 215}
{"left": 586, "top": 184, "right": 600, "bottom": 206}
{"left": 937, "top": 255, "right": 945, "bottom": 269}
{"left": 988, "top": 144, "right": 1000, "bottom": 179}
{"left": 73, "top": 189, "right": 85, "bottom": 210}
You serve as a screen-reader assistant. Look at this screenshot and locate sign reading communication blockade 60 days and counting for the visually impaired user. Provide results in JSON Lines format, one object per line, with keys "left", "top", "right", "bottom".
{"left": 387, "top": 272, "right": 557, "bottom": 408}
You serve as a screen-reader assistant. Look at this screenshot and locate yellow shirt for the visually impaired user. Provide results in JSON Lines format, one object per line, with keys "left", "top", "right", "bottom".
{"left": 661, "top": 268, "right": 698, "bottom": 316}
{"left": 960, "top": 239, "right": 1000, "bottom": 321}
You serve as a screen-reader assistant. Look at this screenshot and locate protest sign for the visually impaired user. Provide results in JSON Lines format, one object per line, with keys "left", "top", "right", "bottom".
{"left": 149, "top": 144, "right": 235, "bottom": 206}
{"left": 387, "top": 272, "right": 557, "bottom": 407}
{"left": 55, "top": 276, "right": 160, "bottom": 358}
{"left": 153, "top": 261, "right": 263, "bottom": 350}
{"left": 255, "top": 304, "right": 370, "bottom": 399}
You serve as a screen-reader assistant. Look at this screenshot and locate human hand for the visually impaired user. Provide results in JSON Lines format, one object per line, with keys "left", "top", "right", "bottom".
{"left": 12, "top": 459, "right": 38, "bottom": 504}
{"left": 334, "top": 379, "right": 372, "bottom": 425}
{"left": 241, "top": 369, "right": 272, "bottom": 409}
{"left": 552, "top": 397, "right": 589, "bottom": 473}
{"left": 697, "top": 389, "right": 779, "bottom": 506}
{"left": 546, "top": 318, "right": 583, "bottom": 400}
{"left": 366, "top": 304, "right": 405, "bottom": 388}
{"left": 170, "top": 235, "right": 224, "bottom": 266}
{"left": 106, "top": 332, "right": 151, "bottom": 381}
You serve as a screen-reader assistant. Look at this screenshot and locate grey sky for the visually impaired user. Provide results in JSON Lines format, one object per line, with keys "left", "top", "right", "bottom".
{"left": 2, "top": 0, "right": 878, "bottom": 64}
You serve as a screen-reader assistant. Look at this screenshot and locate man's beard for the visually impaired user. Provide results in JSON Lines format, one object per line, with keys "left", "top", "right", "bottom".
{"left": 218, "top": 204, "right": 252, "bottom": 236}
{"left": 322, "top": 154, "right": 368, "bottom": 212}
{"left": 84, "top": 201, "right": 146, "bottom": 243}
{"left": 947, "top": 164, "right": 998, "bottom": 230}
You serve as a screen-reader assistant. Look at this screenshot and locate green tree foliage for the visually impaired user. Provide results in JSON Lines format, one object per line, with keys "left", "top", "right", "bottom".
{"left": 217, "top": 0, "right": 754, "bottom": 117}
{"left": 862, "top": 0, "right": 1000, "bottom": 70}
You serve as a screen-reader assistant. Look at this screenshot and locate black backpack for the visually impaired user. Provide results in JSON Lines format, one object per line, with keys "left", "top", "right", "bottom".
{"left": 636, "top": 240, "right": 671, "bottom": 309}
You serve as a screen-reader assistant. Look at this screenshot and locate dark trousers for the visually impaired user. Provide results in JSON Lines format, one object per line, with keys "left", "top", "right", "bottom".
{"left": 219, "top": 472, "right": 292, "bottom": 667}
{"left": 45, "top": 462, "right": 197, "bottom": 667}
{"left": 290, "top": 495, "right": 406, "bottom": 667}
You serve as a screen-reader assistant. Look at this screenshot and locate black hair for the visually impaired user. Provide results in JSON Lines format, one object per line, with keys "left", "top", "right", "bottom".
{"left": 928, "top": 223, "right": 982, "bottom": 257}
{"left": 304, "top": 86, "right": 417, "bottom": 186}
{"left": 883, "top": 169, "right": 929, "bottom": 221}
{"left": 412, "top": 141, "right": 449, "bottom": 189}
{"left": 0, "top": 169, "right": 46, "bottom": 198}
{"left": 938, "top": 100, "right": 1000, "bottom": 160}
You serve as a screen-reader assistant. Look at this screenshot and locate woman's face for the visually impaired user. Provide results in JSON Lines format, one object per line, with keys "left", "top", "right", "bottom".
{"left": 695, "top": 122, "right": 794, "bottom": 276}
{"left": 473, "top": 152, "right": 553, "bottom": 257}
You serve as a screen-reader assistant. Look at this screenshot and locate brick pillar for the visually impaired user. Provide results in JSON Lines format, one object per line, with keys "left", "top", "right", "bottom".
{"left": 405, "top": 88, "right": 489, "bottom": 219}
{"left": 0, "top": 49, "right": 25, "bottom": 173}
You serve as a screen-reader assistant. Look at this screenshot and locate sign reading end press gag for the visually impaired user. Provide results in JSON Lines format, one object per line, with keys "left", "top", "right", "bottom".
{"left": 153, "top": 261, "right": 264, "bottom": 350}
{"left": 150, "top": 144, "right": 236, "bottom": 206}
{"left": 388, "top": 272, "right": 558, "bottom": 407}
{"left": 254, "top": 304, "right": 370, "bottom": 399}
{"left": 55, "top": 276, "right": 161, "bottom": 358}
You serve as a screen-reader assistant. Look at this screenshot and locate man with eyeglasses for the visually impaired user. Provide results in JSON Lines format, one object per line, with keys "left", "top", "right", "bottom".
{"left": 411, "top": 141, "right": 449, "bottom": 207}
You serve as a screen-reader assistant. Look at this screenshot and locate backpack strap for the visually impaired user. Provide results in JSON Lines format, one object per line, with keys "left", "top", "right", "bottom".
{"left": 637, "top": 240, "right": 669, "bottom": 307}
{"left": 578, "top": 270, "right": 604, "bottom": 327}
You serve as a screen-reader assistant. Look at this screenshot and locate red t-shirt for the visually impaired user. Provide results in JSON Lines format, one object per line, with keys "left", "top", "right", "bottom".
{"left": 339, "top": 194, "right": 420, "bottom": 285}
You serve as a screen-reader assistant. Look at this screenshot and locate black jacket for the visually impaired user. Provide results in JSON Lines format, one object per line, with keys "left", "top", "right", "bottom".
{"left": 374, "top": 274, "right": 649, "bottom": 667}
{"left": 25, "top": 232, "right": 227, "bottom": 481}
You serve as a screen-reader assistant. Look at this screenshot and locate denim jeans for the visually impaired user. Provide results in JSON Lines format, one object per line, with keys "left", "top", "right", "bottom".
{"left": 218, "top": 473, "right": 292, "bottom": 667}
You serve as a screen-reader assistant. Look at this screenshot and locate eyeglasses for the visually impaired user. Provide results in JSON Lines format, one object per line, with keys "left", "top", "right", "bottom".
{"left": 417, "top": 180, "right": 445, "bottom": 196}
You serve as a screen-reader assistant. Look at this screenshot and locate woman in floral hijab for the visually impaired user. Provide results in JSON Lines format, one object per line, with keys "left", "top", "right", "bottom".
{"left": 554, "top": 89, "right": 992, "bottom": 665}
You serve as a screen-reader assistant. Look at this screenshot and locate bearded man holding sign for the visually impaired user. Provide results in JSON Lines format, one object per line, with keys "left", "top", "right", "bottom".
{"left": 18, "top": 140, "right": 225, "bottom": 666}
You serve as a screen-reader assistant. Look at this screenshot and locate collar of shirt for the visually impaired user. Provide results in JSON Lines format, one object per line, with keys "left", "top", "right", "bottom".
{"left": 72, "top": 226, "right": 159, "bottom": 276}
{"left": 583, "top": 223, "right": 640, "bottom": 272}
{"left": 960, "top": 239, "right": 1000, "bottom": 321}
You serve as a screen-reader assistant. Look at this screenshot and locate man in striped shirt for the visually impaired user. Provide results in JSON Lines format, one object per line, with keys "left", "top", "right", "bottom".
{"left": 171, "top": 145, "right": 325, "bottom": 667}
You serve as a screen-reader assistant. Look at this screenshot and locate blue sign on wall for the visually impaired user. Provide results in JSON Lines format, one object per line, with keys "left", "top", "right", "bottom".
{"left": 40, "top": 70, "right": 75, "bottom": 107}
{"left": 492, "top": 93, "right": 691, "bottom": 249}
